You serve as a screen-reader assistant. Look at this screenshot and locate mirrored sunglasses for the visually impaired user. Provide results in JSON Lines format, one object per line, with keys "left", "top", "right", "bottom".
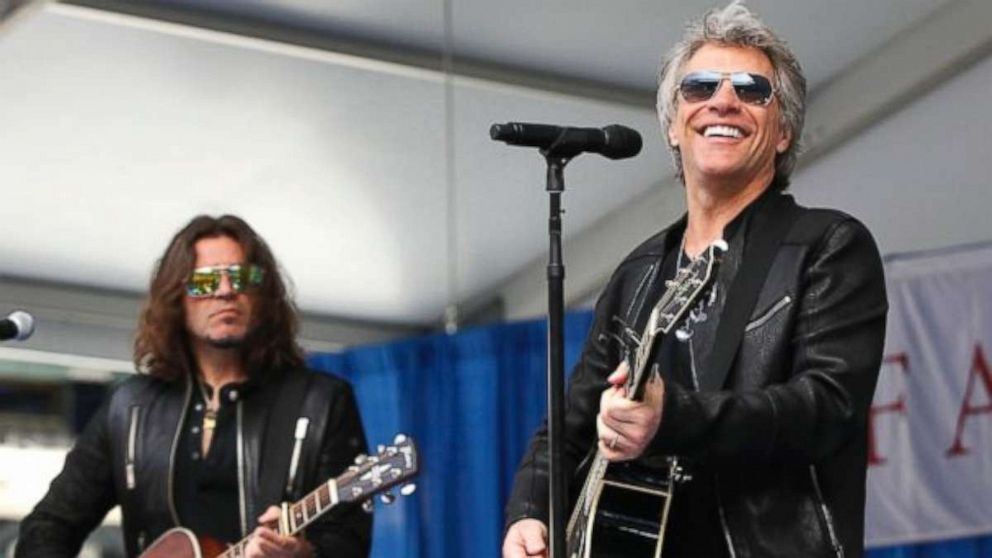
{"left": 186, "top": 264, "right": 264, "bottom": 297}
{"left": 678, "top": 71, "right": 776, "bottom": 106}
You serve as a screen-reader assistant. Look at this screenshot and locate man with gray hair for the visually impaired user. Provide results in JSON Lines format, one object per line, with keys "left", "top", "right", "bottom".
{"left": 503, "top": 2, "right": 887, "bottom": 557}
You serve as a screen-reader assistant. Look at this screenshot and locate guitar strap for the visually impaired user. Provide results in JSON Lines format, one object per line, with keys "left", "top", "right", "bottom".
{"left": 258, "top": 369, "right": 313, "bottom": 507}
{"left": 699, "top": 193, "right": 799, "bottom": 392}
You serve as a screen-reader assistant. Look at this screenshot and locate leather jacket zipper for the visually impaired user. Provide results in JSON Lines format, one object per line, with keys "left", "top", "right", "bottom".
{"left": 688, "top": 338, "right": 701, "bottom": 390}
{"left": 809, "top": 465, "right": 845, "bottom": 558}
{"left": 624, "top": 262, "right": 659, "bottom": 322}
{"left": 167, "top": 375, "right": 193, "bottom": 526}
{"left": 745, "top": 295, "right": 792, "bottom": 332}
{"left": 125, "top": 406, "right": 140, "bottom": 490}
{"left": 236, "top": 401, "right": 248, "bottom": 536}
{"left": 286, "top": 417, "right": 310, "bottom": 497}
{"left": 713, "top": 475, "right": 738, "bottom": 558}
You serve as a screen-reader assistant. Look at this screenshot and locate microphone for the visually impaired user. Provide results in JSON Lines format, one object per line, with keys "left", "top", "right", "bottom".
{"left": 1, "top": 310, "right": 36, "bottom": 341}
{"left": 490, "top": 122, "right": 642, "bottom": 160}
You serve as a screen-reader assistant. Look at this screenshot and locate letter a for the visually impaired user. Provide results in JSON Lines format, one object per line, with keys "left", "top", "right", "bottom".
{"left": 946, "top": 344, "right": 992, "bottom": 457}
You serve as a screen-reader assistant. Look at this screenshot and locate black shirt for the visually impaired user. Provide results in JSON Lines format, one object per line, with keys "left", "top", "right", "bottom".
{"left": 174, "top": 381, "right": 253, "bottom": 544}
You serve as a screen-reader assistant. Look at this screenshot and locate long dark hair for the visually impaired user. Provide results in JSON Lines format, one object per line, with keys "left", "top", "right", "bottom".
{"left": 134, "top": 215, "right": 305, "bottom": 381}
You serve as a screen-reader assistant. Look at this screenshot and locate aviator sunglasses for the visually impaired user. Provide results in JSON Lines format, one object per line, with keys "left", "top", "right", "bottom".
{"left": 186, "top": 264, "right": 265, "bottom": 297}
{"left": 678, "top": 71, "right": 776, "bottom": 106}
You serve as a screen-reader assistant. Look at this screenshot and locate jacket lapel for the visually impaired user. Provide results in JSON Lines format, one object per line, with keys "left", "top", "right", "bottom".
{"left": 687, "top": 223, "right": 746, "bottom": 390}
{"left": 627, "top": 216, "right": 685, "bottom": 335}
{"left": 697, "top": 193, "right": 798, "bottom": 392}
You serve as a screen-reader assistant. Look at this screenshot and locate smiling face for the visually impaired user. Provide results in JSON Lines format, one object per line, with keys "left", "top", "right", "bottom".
{"left": 183, "top": 235, "right": 255, "bottom": 351}
{"left": 668, "top": 43, "right": 791, "bottom": 190}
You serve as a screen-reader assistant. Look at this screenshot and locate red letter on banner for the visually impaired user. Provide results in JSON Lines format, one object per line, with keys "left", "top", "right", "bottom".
{"left": 946, "top": 343, "right": 992, "bottom": 457}
{"left": 868, "top": 353, "right": 909, "bottom": 466}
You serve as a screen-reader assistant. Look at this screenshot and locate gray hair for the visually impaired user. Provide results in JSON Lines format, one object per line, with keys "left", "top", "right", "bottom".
{"left": 656, "top": 0, "right": 806, "bottom": 188}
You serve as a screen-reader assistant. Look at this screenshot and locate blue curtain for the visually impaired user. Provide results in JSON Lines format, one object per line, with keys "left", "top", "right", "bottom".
{"left": 869, "top": 538, "right": 992, "bottom": 558}
{"left": 308, "top": 310, "right": 990, "bottom": 558}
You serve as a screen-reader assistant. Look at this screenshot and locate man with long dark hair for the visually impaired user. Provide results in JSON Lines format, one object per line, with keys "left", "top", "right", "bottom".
{"left": 503, "top": 2, "right": 887, "bottom": 557}
{"left": 18, "top": 215, "right": 371, "bottom": 557}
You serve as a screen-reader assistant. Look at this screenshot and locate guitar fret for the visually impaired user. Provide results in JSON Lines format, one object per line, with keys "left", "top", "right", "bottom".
{"left": 317, "top": 484, "right": 330, "bottom": 510}
{"left": 305, "top": 493, "right": 318, "bottom": 518}
{"left": 292, "top": 502, "right": 304, "bottom": 532}
{"left": 328, "top": 479, "right": 340, "bottom": 505}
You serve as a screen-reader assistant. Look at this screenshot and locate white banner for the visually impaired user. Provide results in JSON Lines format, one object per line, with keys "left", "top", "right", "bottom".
{"left": 865, "top": 243, "right": 992, "bottom": 547}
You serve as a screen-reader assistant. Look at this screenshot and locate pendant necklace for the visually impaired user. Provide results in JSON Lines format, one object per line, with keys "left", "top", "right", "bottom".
{"left": 198, "top": 380, "right": 218, "bottom": 432}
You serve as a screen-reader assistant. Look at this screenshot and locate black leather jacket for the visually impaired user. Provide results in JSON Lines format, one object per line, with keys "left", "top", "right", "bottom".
{"left": 506, "top": 193, "right": 888, "bottom": 558}
{"left": 17, "top": 368, "right": 372, "bottom": 558}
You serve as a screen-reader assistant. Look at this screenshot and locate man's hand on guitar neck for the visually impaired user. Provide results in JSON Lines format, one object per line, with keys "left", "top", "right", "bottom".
{"left": 597, "top": 361, "right": 665, "bottom": 461}
{"left": 246, "top": 505, "right": 315, "bottom": 558}
{"left": 502, "top": 518, "right": 548, "bottom": 557}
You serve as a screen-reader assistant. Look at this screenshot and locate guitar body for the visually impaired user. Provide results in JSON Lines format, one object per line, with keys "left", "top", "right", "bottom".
{"left": 139, "top": 528, "right": 214, "bottom": 558}
{"left": 571, "top": 459, "right": 679, "bottom": 558}
{"left": 140, "top": 527, "right": 230, "bottom": 558}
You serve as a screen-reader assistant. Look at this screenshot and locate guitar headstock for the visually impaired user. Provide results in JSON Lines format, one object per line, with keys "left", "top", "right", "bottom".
{"left": 626, "top": 239, "right": 726, "bottom": 398}
{"left": 651, "top": 239, "right": 727, "bottom": 335}
{"left": 338, "top": 433, "right": 419, "bottom": 508}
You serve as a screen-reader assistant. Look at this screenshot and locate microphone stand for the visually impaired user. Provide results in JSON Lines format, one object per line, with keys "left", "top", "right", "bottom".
{"left": 542, "top": 149, "right": 573, "bottom": 558}
{"left": 490, "top": 121, "right": 640, "bottom": 558}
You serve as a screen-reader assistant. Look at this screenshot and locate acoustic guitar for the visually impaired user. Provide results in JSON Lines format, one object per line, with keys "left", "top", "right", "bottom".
{"left": 139, "top": 434, "right": 419, "bottom": 558}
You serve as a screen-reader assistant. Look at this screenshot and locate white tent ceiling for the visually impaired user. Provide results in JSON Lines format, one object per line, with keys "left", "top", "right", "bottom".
{"left": 0, "top": 0, "right": 988, "bottom": 337}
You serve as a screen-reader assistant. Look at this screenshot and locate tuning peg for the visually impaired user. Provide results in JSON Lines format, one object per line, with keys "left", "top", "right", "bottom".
{"left": 393, "top": 433, "right": 408, "bottom": 444}
{"left": 354, "top": 454, "right": 367, "bottom": 465}
{"left": 672, "top": 464, "right": 693, "bottom": 484}
{"left": 379, "top": 492, "right": 396, "bottom": 505}
{"left": 361, "top": 499, "right": 374, "bottom": 513}
{"left": 400, "top": 483, "right": 417, "bottom": 496}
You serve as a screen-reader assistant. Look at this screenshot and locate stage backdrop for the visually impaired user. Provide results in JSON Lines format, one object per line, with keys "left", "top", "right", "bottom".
{"left": 310, "top": 243, "right": 992, "bottom": 558}
{"left": 865, "top": 242, "right": 992, "bottom": 556}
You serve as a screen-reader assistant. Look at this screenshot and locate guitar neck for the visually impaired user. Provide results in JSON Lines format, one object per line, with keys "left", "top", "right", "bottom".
{"left": 626, "top": 244, "right": 721, "bottom": 401}
{"left": 162, "top": 435, "right": 418, "bottom": 558}
{"left": 626, "top": 308, "right": 665, "bottom": 402}
{"left": 217, "top": 474, "right": 350, "bottom": 557}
